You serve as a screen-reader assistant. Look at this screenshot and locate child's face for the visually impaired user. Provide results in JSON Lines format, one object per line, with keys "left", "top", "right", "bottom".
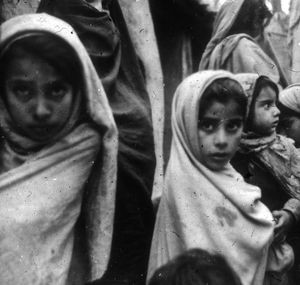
{"left": 3, "top": 48, "right": 75, "bottom": 141}
{"left": 197, "top": 99, "right": 244, "bottom": 171}
{"left": 280, "top": 116, "right": 300, "bottom": 148}
{"left": 251, "top": 86, "right": 280, "bottom": 135}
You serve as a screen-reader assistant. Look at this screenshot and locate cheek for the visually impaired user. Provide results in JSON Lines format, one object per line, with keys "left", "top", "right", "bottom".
{"left": 197, "top": 131, "right": 212, "bottom": 157}
{"left": 198, "top": 131, "right": 211, "bottom": 149}
{"left": 5, "top": 96, "right": 30, "bottom": 123}
{"left": 253, "top": 109, "right": 264, "bottom": 122}
{"left": 252, "top": 109, "right": 269, "bottom": 129}
{"left": 228, "top": 131, "right": 242, "bottom": 150}
{"left": 52, "top": 94, "right": 74, "bottom": 124}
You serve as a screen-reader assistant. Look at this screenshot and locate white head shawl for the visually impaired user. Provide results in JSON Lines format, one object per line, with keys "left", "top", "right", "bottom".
{"left": 0, "top": 13, "right": 118, "bottom": 282}
{"left": 147, "top": 70, "right": 274, "bottom": 285}
{"left": 279, "top": 84, "right": 300, "bottom": 115}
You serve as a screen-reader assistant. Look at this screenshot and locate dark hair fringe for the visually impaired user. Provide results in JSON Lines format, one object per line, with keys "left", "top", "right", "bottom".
{"left": 198, "top": 78, "right": 247, "bottom": 121}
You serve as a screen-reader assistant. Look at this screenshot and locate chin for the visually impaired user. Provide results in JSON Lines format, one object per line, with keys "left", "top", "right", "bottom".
{"left": 28, "top": 133, "right": 55, "bottom": 142}
{"left": 208, "top": 163, "right": 226, "bottom": 172}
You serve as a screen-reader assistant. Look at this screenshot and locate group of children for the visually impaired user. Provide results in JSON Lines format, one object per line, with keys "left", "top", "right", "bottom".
{"left": 148, "top": 70, "right": 300, "bottom": 285}
{"left": 1, "top": 1, "right": 300, "bottom": 285}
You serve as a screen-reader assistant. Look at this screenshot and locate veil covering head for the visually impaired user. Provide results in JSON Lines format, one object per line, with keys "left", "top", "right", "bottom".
{"left": 36, "top": 3, "right": 157, "bottom": 283}
{"left": 199, "top": 0, "right": 281, "bottom": 86}
{"left": 279, "top": 84, "right": 300, "bottom": 115}
{"left": 199, "top": 0, "right": 245, "bottom": 70}
{"left": 0, "top": 13, "right": 118, "bottom": 284}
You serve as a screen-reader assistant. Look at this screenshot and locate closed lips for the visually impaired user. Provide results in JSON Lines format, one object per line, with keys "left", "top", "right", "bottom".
{"left": 211, "top": 153, "right": 229, "bottom": 158}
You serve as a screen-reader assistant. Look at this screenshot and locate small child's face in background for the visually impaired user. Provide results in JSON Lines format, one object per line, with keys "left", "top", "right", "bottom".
{"left": 279, "top": 115, "right": 300, "bottom": 148}
{"left": 3, "top": 48, "right": 74, "bottom": 141}
{"left": 197, "top": 99, "right": 244, "bottom": 171}
{"left": 251, "top": 86, "right": 280, "bottom": 135}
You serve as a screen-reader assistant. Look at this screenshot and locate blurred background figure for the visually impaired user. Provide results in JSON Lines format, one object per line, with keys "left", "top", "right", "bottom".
{"left": 149, "top": 0, "right": 214, "bottom": 167}
{"left": 118, "top": 0, "right": 164, "bottom": 203}
{"left": 199, "top": 0, "right": 288, "bottom": 88}
{"left": 288, "top": 0, "right": 300, "bottom": 84}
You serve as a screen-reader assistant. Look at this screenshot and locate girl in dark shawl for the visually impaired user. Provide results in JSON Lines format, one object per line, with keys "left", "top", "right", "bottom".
{"left": 37, "top": 1, "right": 156, "bottom": 284}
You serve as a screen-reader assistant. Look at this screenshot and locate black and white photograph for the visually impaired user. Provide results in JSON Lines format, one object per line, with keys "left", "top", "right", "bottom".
{"left": 0, "top": 1, "right": 299, "bottom": 284}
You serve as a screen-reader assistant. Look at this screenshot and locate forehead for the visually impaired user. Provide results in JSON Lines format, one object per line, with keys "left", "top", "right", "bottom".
{"left": 201, "top": 99, "right": 243, "bottom": 119}
{"left": 256, "top": 85, "right": 277, "bottom": 101}
{"left": 4, "top": 47, "right": 61, "bottom": 79}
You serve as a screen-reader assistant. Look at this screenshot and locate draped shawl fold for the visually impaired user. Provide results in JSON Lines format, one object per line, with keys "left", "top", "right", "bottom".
{"left": 199, "top": 0, "right": 280, "bottom": 85}
{"left": 37, "top": 0, "right": 156, "bottom": 198}
{"left": 0, "top": 14, "right": 118, "bottom": 284}
{"left": 147, "top": 70, "right": 275, "bottom": 285}
{"left": 235, "top": 73, "right": 300, "bottom": 207}
{"left": 37, "top": 1, "right": 156, "bottom": 283}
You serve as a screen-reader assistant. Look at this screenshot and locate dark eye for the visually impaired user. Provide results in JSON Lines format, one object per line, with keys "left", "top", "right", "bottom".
{"left": 198, "top": 120, "right": 216, "bottom": 133}
{"left": 226, "top": 120, "right": 242, "bottom": 133}
{"left": 263, "top": 101, "right": 276, "bottom": 110}
{"left": 48, "top": 82, "right": 70, "bottom": 100}
{"left": 264, "top": 103, "right": 272, "bottom": 109}
{"left": 12, "top": 85, "right": 32, "bottom": 101}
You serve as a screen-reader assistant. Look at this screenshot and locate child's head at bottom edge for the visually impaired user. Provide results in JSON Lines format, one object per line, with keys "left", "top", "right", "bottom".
{"left": 197, "top": 78, "right": 247, "bottom": 171}
{"left": 148, "top": 248, "right": 241, "bottom": 285}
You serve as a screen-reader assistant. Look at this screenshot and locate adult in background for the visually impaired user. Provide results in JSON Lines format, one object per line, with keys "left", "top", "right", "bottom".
{"left": 199, "top": 0, "right": 288, "bottom": 88}
{"left": 38, "top": 1, "right": 156, "bottom": 284}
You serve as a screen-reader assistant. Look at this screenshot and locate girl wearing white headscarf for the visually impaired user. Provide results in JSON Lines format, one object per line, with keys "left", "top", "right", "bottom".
{"left": 147, "top": 70, "right": 281, "bottom": 285}
{"left": 0, "top": 13, "right": 117, "bottom": 285}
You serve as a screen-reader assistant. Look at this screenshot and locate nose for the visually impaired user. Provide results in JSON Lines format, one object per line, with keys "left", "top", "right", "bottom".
{"left": 273, "top": 105, "right": 280, "bottom": 117}
{"left": 214, "top": 128, "right": 228, "bottom": 149}
{"left": 33, "top": 98, "right": 51, "bottom": 121}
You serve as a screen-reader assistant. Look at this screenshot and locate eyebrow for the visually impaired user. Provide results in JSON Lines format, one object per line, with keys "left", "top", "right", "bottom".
{"left": 45, "top": 79, "right": 68, "bottom": 86}
{"left": 6, "top": 79, "right": 34, "bottom": 86}
{"left": 7, "top": 78, "right": 67, "bottom": 86}
{"left": 199, "top": 116, "right": 243, "bottom": 121}
{"left": 7, "top": 78, "right": 33, "bottom": 82}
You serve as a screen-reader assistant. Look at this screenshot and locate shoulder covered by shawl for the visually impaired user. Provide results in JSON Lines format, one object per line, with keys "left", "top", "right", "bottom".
{"left": 261, "top": 135, "right": 300, "bottom": 199}
{"left": 0, "top": 13, "right": 118, "bottom": 282}
{"left": 210, "top": 34, "right": 280, "bottom": 83}
{"left": 211, "top": 33, "right": 252, "bottom": 66}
